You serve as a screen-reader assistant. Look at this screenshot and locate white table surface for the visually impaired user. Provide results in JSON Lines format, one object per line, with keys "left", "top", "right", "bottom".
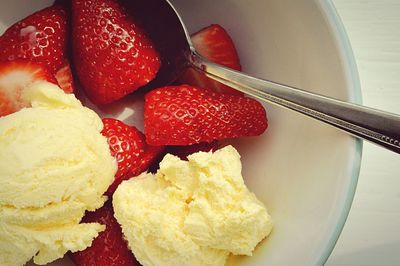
{"left": 327, "top": 1, "right": 400, "bottom": 265}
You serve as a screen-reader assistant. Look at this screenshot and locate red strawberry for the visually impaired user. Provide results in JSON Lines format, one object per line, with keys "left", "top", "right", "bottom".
{"left": 130, "top": 140, "right": 164, "bottom": 177}
{"left": 72, "top": 0, "right": 161, "bottom": 105}
{"left": 70, "top": 202, "right": 140, "bottom": 266}
{"left": 0, "top": 60, "right": 57, "bottom": 117}
{"left": 0, "top": 5, "right": 74, "bottom": 93}
{"left": 166, "top": 141, "right": 219, "bottom": 161}
{"left": 178, "top": 24, "right": 242, "bottom": 95}
{"left": 144, "top": 85, "right": 268, "bottom": 146}
{"left": 101, "top": 118, "right": 145, "bottom": 195}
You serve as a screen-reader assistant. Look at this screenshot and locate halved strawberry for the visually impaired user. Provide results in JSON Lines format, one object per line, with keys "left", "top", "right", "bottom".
{"left": 144, "top": 84, "right": 268, "bottom": 146}
{"left": 72, "top": 0, "right": 161, "bottom": 105}
{"left": 0, "top": 60, "right": 57, "bottom": 117}
{"left": 101, "top": 118, "right": 145, "bottom": 195}
{"left": 55, "top": 62, "right": 75, "bottom": 94}
{"left": 178, "top": 24, "right": 242, "bottom": 95}
{"left": 101, "top": 118, "right": 165, "bottom": 195}
{"left": 0, "top": 4, "right": 74, "bottom": 93}
{"left": 70, "top": 202, "right": 140, "bottom": 266}
{"left": 130, "top": 138, "right": 165, "bottom": 177}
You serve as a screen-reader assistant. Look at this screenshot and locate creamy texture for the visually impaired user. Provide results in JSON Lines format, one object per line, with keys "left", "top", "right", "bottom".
{"left": 0, "top": 82, "right": 117, "bottom": 266}
{"left": 113, "top": 145, "right": 272, "bottom": 266}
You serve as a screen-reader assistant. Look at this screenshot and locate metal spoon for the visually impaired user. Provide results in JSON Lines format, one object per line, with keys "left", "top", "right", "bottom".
{"left": 123, "top": 0, "right": 400, "bottom": 154}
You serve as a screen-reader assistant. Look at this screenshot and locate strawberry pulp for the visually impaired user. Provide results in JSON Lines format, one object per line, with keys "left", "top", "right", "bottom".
{"left": 0, "top": 60, "right": 57, "bottom": 117}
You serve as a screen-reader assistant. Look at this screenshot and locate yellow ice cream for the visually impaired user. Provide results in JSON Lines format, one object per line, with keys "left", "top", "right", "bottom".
{"left": 113, "top": 145, "right": 273, "bottom": 266}
{"left": 0, "top": 82, "right": 117, "bottom": 266}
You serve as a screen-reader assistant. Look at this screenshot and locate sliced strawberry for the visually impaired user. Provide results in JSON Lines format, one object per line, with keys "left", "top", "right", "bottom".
{"left": 70, "top": 202, "right": 140, "bottom": 266}
{"left": 101, "top": 118, "right": 145, "bottom": 195}
{"left": 0, "top": 5, "right": 74, "bottom": 93}
{"left": 166, "top": 141, "right": 219, "bottom": 161}
{"left": 72, "top": 0, "right": 161, "bottom": 105}
{"left": 0, "top": 60, "right": 57, "bottom": 117}
{"left": 55, "top": 62, "right": 75, "bottom": 93}
{"left": 192, "top": 25, "right": 241, "bottom": 70}
{"left": 0, "top": 91, "right": 16, "bottom": 117}
{"left": 178, "top": 24, "right": 242, "bottom": 95}
{"left": 130, "top": 139, "right": 165, "bottom": 177}
{"left": 144, "top": 84, "right": 268, "bottom": 146}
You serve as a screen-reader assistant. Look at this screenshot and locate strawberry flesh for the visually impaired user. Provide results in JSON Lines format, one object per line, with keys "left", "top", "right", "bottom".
{"left": 55, "top": 62, "right": 75, "bottom": 94}
{"left": 144, "top": 85, "right": 268, "bottom": 146}
{"left": 0, "top": 91, "right": 16, "bottom": 117}
{"left": 178, "top": 24, "right": 242, "bottom": 95}
{"left": 72, "top": 0, "right": 161, "bottom": 105}
{"left": 0, "top": 60, "right": 57, "bottom": 117}
{"left": 70, "top": 202, "right": 140, "bottom": 266}
{"left": 0, "top": 5, "right": 74, "bottom": 92}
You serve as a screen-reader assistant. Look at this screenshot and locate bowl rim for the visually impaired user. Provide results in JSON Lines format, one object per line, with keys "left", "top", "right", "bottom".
{"left": 316, "top": 0, "right": 363, "bottom": 265}
{"left": 0, "top": 1, "right": 363, "bottom": 265}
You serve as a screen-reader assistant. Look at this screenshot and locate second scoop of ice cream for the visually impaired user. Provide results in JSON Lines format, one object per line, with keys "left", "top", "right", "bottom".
{"left": 0, "top": 82, "right": 117, "bottom": 266}
{"left": 113, "top": 145, "right": 273, "bottom": 266}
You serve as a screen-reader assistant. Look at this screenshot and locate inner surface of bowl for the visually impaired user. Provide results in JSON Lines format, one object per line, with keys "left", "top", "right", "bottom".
{"left": 0, "top": 0, "right": 361, "bottom": 265}
{"left": 168, "top": 1, "right": 360, "bottom": 265}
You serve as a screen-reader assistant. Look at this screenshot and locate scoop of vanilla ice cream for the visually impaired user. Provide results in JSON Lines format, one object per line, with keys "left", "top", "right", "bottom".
{"left": 113, "top": 145, "right": 272, "bottom": 266}
{"left": 0, "top": 82, "right": 117, "bottom": 266}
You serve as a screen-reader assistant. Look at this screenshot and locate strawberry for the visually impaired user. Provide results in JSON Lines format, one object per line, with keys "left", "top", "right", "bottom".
{"left": 0, "top": 60, "right": 57, "bottom": 117}
{"left": 144, "top": 85, "right": 268, "bottom": 146}
{"left": 0, "top": 5, "right": 74, "bottom": 93}
{"left": 72, "top": 0, "right": 161, "bottom": 105}
{"left": 70, "top": 202, "right": 140, "bottom": 266}
{"left": 101, "top": 118, "right": 145, "bottom": 195}
{"left": 178, "top": 24, "right": 242, "bottom": 95}
{"left": 130, "top": 141, "right": 164, "bottom": 177}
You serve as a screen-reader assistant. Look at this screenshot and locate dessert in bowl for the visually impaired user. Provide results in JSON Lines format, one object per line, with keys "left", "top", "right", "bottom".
{"left": 0, "top": 0, "right": 361, "bottom": 265}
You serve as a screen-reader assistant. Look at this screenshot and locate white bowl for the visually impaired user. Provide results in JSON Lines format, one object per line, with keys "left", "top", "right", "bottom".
{"left": 0, "top": 0, "right": 362, "bottom": 265}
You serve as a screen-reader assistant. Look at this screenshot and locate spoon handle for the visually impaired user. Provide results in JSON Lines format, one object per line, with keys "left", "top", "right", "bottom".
{"left": 189, "top": 51, "right": 400, "bottom": 154}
